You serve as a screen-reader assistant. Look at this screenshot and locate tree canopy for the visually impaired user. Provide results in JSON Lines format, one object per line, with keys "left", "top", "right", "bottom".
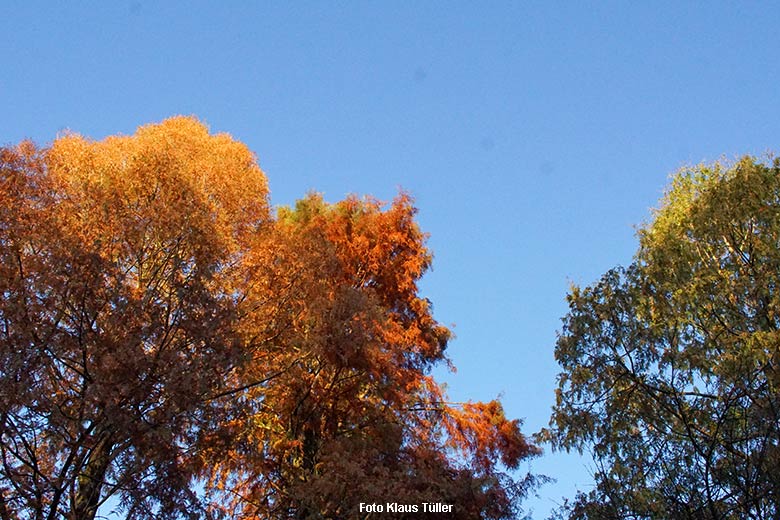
{"left": 544, "top": 157, "right": 780, "bottom": 519}
{"left": 0, "top": 118, "right": 539, "bottom": 520}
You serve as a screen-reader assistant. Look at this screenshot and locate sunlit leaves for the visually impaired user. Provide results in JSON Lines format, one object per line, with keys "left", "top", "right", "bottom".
{"left": 200, "top": 193, "right": 538, "bottom": 519}
{"left": 545, "top": 156, "right": 780, "bottom": 519}
{"left": 0, "top": 118, "right": 270, "bottom": 520}
{"left": 1, "top": 118, "right": 536, "bottom": 520}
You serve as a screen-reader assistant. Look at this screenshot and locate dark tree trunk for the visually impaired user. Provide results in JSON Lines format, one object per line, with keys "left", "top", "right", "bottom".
{"left": 70, "top": 431, "right": 114, "bottom": 520}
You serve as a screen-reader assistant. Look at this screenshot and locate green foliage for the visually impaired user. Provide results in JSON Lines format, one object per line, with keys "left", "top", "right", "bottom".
{"left": 543, "top": 156, "right": 780, "bottom": 519}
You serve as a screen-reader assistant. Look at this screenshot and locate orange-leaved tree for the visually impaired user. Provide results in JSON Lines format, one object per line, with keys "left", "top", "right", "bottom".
{"left": 0, "top": 118, "right": 539, "bottom": 520}
{"left": 198, "top": 194, "right": 542, "bottom": 519}
{"left": 0, "top": 118, "right": 269, "bottom": 520}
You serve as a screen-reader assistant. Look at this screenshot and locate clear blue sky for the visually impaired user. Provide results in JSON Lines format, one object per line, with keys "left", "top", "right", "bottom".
{"left": 3, "top": 2, "right": 780, "bottom": 518}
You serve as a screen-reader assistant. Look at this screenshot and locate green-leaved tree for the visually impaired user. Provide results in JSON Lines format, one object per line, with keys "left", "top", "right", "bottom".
{"left": 544, "top": 157, "right": 780, "bottom": 519}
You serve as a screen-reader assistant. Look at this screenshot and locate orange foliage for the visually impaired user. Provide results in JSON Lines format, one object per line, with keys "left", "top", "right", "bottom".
{"left": 199, "top": 193, "right": 539, "bottom": 519}
{"left": 0, "top": 118, "right": 538, "bottom": 520}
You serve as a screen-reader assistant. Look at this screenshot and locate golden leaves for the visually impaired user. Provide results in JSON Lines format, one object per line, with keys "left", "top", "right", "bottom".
{"left": 1, "top": 118, "right": 535, "bottom": 520}
{"left": 47, "top": 117, "right": 270, "bottom": 263}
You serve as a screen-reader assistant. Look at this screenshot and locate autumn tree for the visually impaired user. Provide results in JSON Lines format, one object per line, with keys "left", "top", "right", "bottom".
{"left": 543, "top": 157, "right": 780, "bottom": 519}
{"left": 1, "top": 118, "right": 539, "bottom": 520}
{"left": 0, "top": 118, "right": 270, "bottom": 519}
{"left": 197, "top": 193, "right": 541, "bottom": 520}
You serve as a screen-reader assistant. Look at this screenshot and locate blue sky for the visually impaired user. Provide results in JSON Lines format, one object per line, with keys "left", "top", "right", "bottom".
{"left": 3, "top": 2, "right": 780, "bottom": 517}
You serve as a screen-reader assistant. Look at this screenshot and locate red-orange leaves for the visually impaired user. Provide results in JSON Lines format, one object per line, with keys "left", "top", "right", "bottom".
{"left": 444, "top": 400, "right": 541, "bottom": 471}
{"left": 200, "top": 193, "right": 539, "bottom": 519}
{"left": 2, "top": 120, "right": 538, "bottom": 520}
